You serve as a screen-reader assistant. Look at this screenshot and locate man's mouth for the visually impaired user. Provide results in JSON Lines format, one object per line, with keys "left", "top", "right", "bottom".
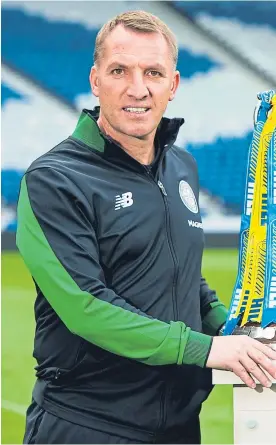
{"left": 122, "top": 107, "right": 150, "bottom": 114}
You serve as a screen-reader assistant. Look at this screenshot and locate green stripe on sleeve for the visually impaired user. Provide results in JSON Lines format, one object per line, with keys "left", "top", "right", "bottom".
{"left": 183, "top": 331, "right": 213, "bottom": 368}
{"left": 17, "top": 176, "right": 194, "bottom": 366}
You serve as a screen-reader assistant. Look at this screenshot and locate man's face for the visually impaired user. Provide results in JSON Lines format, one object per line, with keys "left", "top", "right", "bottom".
{"left": 90, "top": 25, "right": 180, "bottom": 140}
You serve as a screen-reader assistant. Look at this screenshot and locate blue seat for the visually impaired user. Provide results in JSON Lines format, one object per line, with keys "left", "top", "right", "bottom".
{"left": 1, "top": 169, "right": 24, "bottom": 206}
{"left": 172, "top": 1, "right": 276, "bottom": 28}
{"left": 6, "top": 219, "right": 18, "bottom": 232}
{"left": 187, "top": 132, "right": 252, "bottom": 212}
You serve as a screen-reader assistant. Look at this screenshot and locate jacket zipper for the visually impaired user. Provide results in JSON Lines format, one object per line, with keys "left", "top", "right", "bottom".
{"left": 143, "top": 167, "right": 179, "bottom": 320}
{"left": 157, "top": 179, "right": 179, "bottom": 320}
{"left": 54, "top": 368, "right": 62, "bottom": 380}
{"left": 143, "top": 171, "right": 177, "bottom": 435}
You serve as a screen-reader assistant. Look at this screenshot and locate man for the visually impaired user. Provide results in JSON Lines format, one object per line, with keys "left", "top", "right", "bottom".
{"left": 17, "top": 10, "right": 276, "bottom": 444}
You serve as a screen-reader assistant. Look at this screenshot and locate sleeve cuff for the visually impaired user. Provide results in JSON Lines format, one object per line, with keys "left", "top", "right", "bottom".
{"left": 202, "top": 301, "right": 228, "bottom": 336}
{"left": 182, "top": 330, "right": 213, "bottom": 368}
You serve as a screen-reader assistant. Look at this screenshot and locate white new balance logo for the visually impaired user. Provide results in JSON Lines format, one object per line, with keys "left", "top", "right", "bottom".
{"left": 115, "top": 192, "right": 134, "bottom": 210}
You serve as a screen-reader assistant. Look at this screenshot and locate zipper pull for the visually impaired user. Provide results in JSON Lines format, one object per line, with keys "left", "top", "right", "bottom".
{"left": 158, "top": 180, "right": 167, "bottom": 196}
{"left": 55, "top": 369, "right": 61, "bottom": 380}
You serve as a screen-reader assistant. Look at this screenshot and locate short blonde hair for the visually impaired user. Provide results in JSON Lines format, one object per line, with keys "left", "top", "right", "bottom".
{"left": 94, "top": 10, "right": 178, "bottom": 67}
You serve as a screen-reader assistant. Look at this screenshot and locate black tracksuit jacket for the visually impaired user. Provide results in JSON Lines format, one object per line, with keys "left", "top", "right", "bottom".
{"left": 17, "top": 108, "right": 227, "bottom": 442}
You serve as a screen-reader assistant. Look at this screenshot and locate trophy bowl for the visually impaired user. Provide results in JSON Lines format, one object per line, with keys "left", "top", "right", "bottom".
{"left": 232, "top": 322, "right": 276, "bottom": 349}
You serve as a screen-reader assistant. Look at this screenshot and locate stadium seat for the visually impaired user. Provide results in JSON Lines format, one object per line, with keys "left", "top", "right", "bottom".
{"left": 1, "top": 169, "right": 24, "bottom": 206}
{"left": 172, "top": 1, "right": 276, "bottom": 81}
{"left": 188, "top": 132, "right": 252, "bottom": 212}
{"left": 1, "top": 83, "right": 23, "bottom": 106}
{"left": 6, "top": 219, "right": 18, "bottom": 232}
{"left": 172, "top": 1, "right": 276, "bottom": 28}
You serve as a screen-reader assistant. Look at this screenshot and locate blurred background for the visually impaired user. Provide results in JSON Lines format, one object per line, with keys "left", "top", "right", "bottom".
{"left": 1, "top": 0, "right": 276, "bottom": 443}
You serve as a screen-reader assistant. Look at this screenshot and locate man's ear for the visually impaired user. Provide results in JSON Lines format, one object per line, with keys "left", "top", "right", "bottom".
{"left": 90, "top": 66, "right": 99, "bottom": 97}
{"left": 169, "top": 70, "right": 180, "bottom": 102}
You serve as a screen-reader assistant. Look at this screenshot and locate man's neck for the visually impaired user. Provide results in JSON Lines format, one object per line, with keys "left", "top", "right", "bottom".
{"left": 97, "top": 115, "right": 156, "bottom": 165}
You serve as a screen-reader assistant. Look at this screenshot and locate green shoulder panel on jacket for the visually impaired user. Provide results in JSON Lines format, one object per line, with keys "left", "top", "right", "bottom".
{"left": 72, "top": 111, "right": 105, "bottom": 152}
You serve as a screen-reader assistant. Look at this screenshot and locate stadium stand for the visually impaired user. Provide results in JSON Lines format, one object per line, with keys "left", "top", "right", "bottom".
{"left": 172, "top": 1, "right": 276, "bottom": 28}
{"left": 170, "top": 0, "right": 276, "bottom": 215}
{"left": 172, "top": 1, "right": 276, "bottom": 81}
{"left": 2, "top": 8, "right": 219, "bottom": 106}
{"left": 2, "top": 1, "right": 276, "bottom": 236}
{"left": 188, "top": 133, "right": 252, "bottom": 213}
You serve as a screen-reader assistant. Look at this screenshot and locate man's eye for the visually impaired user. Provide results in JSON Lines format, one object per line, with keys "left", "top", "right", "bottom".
{"left": 112, "top": 68, "right": 124, "bottom": 75}
{"left": 148, "top": 70, "right": 162, "bottom": 77}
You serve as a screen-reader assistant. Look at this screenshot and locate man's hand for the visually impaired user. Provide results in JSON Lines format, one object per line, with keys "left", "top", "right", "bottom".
{"left": 206, "top": 335, "right": 276, "bottom": 388}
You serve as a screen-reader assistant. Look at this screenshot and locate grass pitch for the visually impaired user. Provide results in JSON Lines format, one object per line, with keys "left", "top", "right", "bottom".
{"left": 1, "top": 249, "right": 238, "bottom": 444}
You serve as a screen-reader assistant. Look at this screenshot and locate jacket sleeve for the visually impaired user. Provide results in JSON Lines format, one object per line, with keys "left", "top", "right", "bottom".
{"left": 200, "top": 276, "right": 228, "bottom": 335}
{"left": 17, "top": 167, "right": 213, "bottom": 368}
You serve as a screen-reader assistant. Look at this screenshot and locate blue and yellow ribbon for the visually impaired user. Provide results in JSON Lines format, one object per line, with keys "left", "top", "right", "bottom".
{"left": 224, "top": 91, "right": 276, "bottom": 334}
{"left": 263, "top": 126, "right": 276, "bottom": 326}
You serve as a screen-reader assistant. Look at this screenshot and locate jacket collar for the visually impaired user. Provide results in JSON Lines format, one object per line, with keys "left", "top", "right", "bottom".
{"left": 71, "top": 107, "right": 184, "bottom": 171}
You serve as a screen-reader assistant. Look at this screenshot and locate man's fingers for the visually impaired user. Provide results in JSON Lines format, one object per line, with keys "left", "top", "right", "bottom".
{"left": 254, "top": 341, "right": 276, "bottom": 360}
{"left": 241, "top": 353, "right": 272, "bottom": 387}
{"left": 248, "top": 349, "right": 276, "bottom": 381}
{"left": 232, "top": 363, "right": 256, "bottom": 388}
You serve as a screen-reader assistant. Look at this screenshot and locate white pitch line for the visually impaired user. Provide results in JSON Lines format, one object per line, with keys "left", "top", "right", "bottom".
{"left": 2, "top": 399, "right": 27, "bottom": 416}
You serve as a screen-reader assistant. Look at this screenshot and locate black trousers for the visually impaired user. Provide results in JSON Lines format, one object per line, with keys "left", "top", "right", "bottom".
{"left": 23, "top": 400, "right": 201, "bottom": 444}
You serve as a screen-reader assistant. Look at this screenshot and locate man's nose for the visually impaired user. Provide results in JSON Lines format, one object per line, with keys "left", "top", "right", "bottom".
{"left": 126, "top": 74, "right": 149, "bottom": 100}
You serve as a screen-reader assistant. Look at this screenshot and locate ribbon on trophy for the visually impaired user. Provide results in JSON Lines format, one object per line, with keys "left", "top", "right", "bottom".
{"left": 224, "top": 90, "right": 276, "bottom": 335}
{"left": 263, "top": 126, "right": 276, "bottom": 327}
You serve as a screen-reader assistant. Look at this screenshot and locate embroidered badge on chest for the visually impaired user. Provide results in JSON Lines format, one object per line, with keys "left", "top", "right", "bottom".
{"left": 179, "top": 180, "right": 198, "bottom": 214}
